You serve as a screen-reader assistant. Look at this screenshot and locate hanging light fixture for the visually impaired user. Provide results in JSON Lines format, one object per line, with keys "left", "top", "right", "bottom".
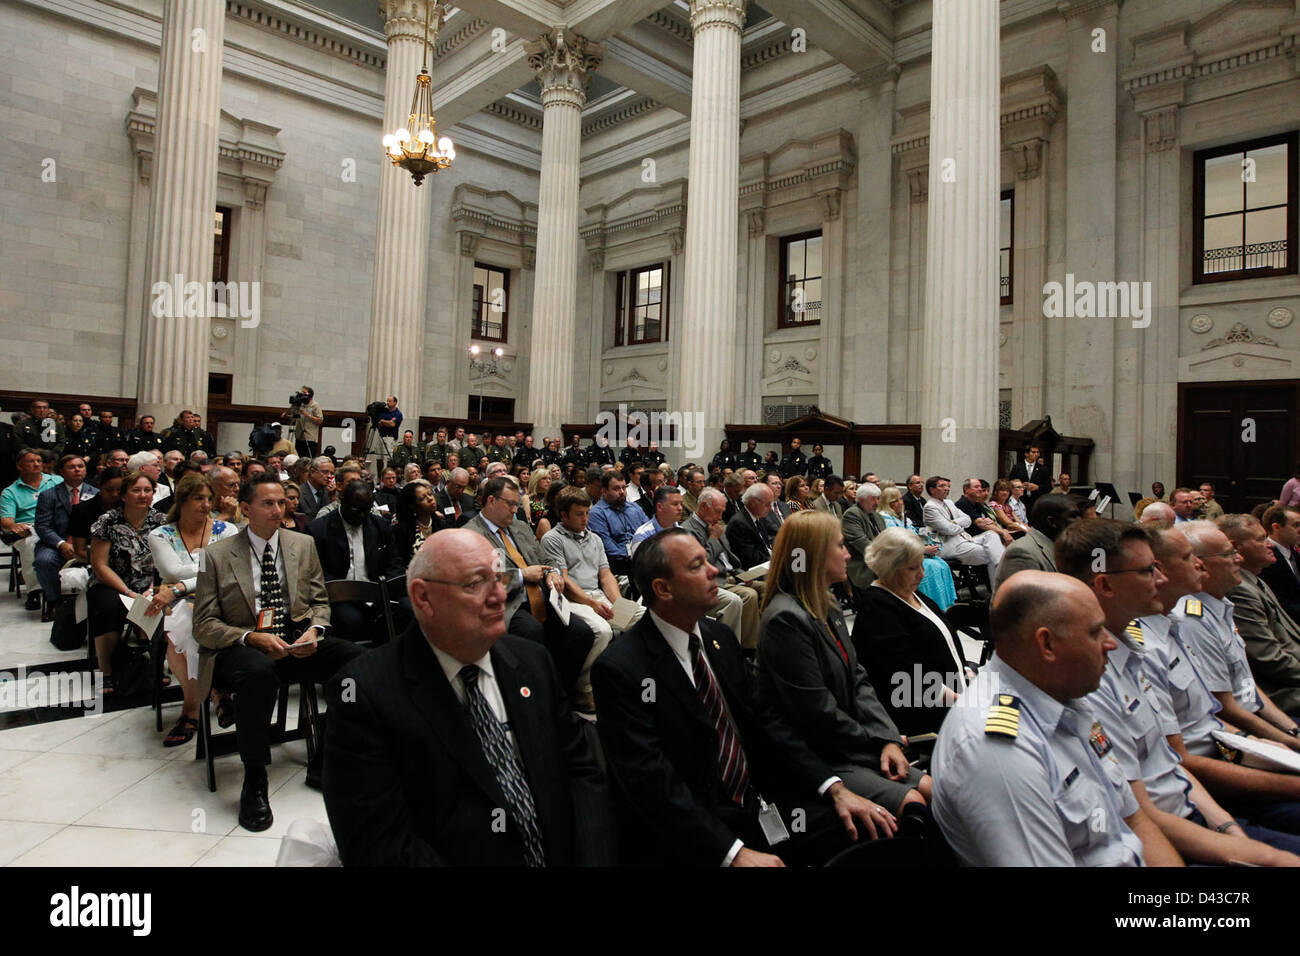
{"left": 381, "top": 3, "right": 454, "bottom": 186}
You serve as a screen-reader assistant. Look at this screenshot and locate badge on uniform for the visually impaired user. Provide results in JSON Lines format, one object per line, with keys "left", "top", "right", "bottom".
{"left": 1185, "top": 598, "right": 1203, "bottom": 618}
{"left": 985, "top": 694, "right": 1021, "bottom": 739}
{"left": 1089, "top": 721, "right": 1113, "bottom": 757}
{"left": 1124, "top": 620, "right": 1144, "bottom": 645}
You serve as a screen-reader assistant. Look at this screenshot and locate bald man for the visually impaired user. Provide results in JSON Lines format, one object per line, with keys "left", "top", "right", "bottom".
{"left": 323, "top": 529, "right": 615, "bottom": 866}
{"left": 931, "top": 571, "right": 1179, "bottom": 866}
{"left": 1138, "top": 501, "right": 1175, "bottom": 528}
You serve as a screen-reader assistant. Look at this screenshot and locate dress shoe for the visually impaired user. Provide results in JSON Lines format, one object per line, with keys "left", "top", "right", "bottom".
{"left": 304, "top": 765, "right": 322, "bottom": 792}
{"left": 41, "top": 601, "right": 56, "bottom": 623}
{"left": 238, "top": 778, "right": 273, "bottom": 832}
{"left": 24, "top": 592, "right": 42, "bottom": 611}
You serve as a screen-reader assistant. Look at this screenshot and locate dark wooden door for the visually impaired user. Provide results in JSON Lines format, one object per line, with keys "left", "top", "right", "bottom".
{"left": 1179, "top": 381, "right": 1299, "bottom": 514}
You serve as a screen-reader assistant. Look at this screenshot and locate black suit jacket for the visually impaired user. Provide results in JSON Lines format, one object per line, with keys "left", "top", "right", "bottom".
{"left": 1261, "top": 543, "right": 1300, "bottom": 624}
{"left": 902, "top": 491, "right": 926, "bottom": 529}
{"left": 851, "top": 585, "right": 970, "bottom": 736}
{"left": 307, "top": 510, "right": 402, "bottom": 583}
{"left": 435, "top": 488, "right": 478, "bottom": 527}
{"left": 324, "top": 624, "right": 615, "bottom": 866}
{"left": 1008, "top": 459, "right": 1050, "bottom": 506}
{"left": 725, "top": 509, "right": 771, "bottom": 570}
{"left": 392, "top": 513, "right": 448, "bottom": 570}
{"left": 592, "top": 613, "right": 833, "bottom": 866}
{"left": 756, "top": 594, "right": 903, "bottom": 771}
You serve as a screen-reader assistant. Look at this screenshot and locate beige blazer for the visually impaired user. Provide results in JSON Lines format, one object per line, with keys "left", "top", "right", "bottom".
{"left": 192, "top": 529, "right": 330, "bottom": 700}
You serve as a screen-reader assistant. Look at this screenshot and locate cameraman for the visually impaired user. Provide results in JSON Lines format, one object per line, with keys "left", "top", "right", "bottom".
{"left": 291, "top": 385, "right": 324, "bottom": 459}
{"left": 376, "top": 395, "right": 402, "bottom": 440}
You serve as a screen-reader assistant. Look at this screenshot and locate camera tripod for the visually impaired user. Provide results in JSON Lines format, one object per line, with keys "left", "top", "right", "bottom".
{"left": 362, "top": 421, "right": 391, "bottom": 478}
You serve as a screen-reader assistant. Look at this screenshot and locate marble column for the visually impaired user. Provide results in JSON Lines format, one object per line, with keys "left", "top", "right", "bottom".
{"left": 365, "top": 0, "right": 444, "bottom": 430}
{"left": 920, "top": 0, "right": 1000, "bottom": 481}
{"left": 676, "top": 0, "right": 747, "bottom": 460}
{"left": 135, "top": 0, "right": 224, "bottom": 426}
{"left": 525, "top": 28, "right": 601, "bottom": 443}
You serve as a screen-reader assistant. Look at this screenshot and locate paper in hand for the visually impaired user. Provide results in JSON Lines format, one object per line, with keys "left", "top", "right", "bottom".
{"left": 610, "top": 597, "right": 642, "bottom": 631}
{"left": 547, "top": 583, "right": 571, "bottom": 625}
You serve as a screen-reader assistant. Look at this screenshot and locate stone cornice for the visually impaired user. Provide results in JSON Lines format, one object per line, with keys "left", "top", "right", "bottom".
{"left": 450, "top": 184, "right": 539, "bottom": 248}
{"left": 227, "top": 1, "right": 386, "bottom": 68}
{"left": 739, "top": 129, "right": 857, "bottom": 208}
{"left": 435, "top": 14, "right": 487, "bottom": 58}
{"left": 482, "top": 101, "right": 544, "bottom": 131}
{"left": 582, "top": 97, "right": 662, "bottom": 136}
{"left": 645, "top": 8, "right": 693, "bottom": 45}
{"left": 581, "top": 181, "right": 688, "bottom": 247}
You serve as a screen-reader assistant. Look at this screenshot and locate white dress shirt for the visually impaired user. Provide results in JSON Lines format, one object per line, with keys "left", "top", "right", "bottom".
{"left": 430, "top": 641, "right": 517, "bottom": 752}
{"left": 243, "top": 527, "right": 322, "bottom": 643}
{"left": 344, "top": 520, "right": 368, "bottom": 581}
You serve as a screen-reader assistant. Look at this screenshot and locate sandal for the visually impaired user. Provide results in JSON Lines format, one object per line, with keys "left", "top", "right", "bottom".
{"left": 101, "top": 675, "right": 116, "bottom": 697}
{"left": 215, "top": 694, "right": 236, "bottom": 729}
{"left": 163, "top": 715, "right": 198, "bottom": 748}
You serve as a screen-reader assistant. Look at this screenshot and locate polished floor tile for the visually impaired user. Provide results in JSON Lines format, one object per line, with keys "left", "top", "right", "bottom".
{"left": 0, "top": 820, "right": 65, "bottom": 866}
{"left": 0, "top": 751, "right": 168, "bottom": 824}
{"left": 10, "top": 825, "right": 221, "bottom": 867}
{"left": 193, "top": 834, "right": 282, "bottom": 867}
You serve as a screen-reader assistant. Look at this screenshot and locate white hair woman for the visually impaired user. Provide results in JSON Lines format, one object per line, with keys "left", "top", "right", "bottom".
{"left": 878, "top": 485, "right": 957, "bottom": 609}
{"left": 851, "top": 527, "right": 975, "bottom": 737}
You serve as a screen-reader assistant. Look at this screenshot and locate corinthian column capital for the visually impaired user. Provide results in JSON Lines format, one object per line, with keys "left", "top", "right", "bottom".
{"left": 527, "top": 28, "right": 603, "bottom": 107}
{"left": 690, "top": 0, "right": 747, "bottom": 34}
{"left": 379, "top": 0, "right": 446, "bottom": 44}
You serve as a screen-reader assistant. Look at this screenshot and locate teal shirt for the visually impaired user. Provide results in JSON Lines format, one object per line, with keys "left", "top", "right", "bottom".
{"left": 0, "top": 474, "right": 62, "bottom": 524}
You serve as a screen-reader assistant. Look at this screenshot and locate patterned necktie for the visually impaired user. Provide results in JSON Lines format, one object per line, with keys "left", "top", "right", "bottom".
{"left": 459, "top": 665, "right": 545, "bottom": 867}
{"left": 688, "top": 635, "right": 750, "bottom": 805}
{"left": 260, "top": 543, "right": 286, "bottom": 641}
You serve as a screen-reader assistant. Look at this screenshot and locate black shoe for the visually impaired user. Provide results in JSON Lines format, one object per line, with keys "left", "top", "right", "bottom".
{"left": 304, "top": 763, "right": 322, "bottom": 792}
{"left": 238, "top": 777, "right": 273, "bottom": 832}
{"left": 25, "top": 592, "right": 42, "bottom": 611}
{"left": 40, "top": 600, "right": 56, "bottom": 623}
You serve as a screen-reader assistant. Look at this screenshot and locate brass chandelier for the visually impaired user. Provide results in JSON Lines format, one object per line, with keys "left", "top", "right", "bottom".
{"left": 382, "top": 3, "right": 454, "bottom": 186}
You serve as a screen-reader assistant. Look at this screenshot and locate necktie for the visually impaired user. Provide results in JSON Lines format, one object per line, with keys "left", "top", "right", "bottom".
{"left": 70, "top": 486, "right": 79, "bottom": 506}
{"left": 259, "top": 543, "right": 286, "bottom": 641}
{"left": 498, "top": 530, "right": 546, "bottom": 621}
{"left": 688, "top": 636, "right": 750, "bottom": 805}
{"left": 459, "top": 665, "right": 545, "bottom": 867}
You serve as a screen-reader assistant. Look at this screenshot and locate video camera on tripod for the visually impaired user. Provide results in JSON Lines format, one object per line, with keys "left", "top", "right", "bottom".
{"left": 365, "top": 400, "right": 388, "bottom": 426}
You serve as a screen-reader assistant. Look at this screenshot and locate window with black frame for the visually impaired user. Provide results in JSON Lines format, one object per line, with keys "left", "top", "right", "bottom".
{"left": 778, "top": 231, "right": 822, "bottom": 328}
{"left": 1193, "top": 132, "right": 1297, "bottom": 283}
{"left": 999, "top": 190, "right": 1013, "bottom": 305}
{"left": 614, "top": 262, "right": 667, "bottom": 346}
{"left": 212, "top": 206, "right": 231, "bottom": 305}
{"left": 471, "top": 264, "right": 509, "bottom": 341}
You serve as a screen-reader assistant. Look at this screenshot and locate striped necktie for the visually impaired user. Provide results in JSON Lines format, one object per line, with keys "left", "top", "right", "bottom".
{"left": 689, "top": 635, "right": 750, "bottom": 805}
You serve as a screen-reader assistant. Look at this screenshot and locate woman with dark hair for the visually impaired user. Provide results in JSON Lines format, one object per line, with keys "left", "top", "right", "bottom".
{"left": 989, "top": 478, "right": 1029, "bottom": 536}
{"left": 64, "top": 414, "right": 97, "bottom": 459}
{"left": 392, "top": 479, "right": 446, "bottom": 570}
{"left": 757, "top": 510, "right": 928, "bottom": 819}
{"left": 784, "top": 475, "right": 811, "bottom": 511}
{"left": 147, "top": 473, "right": 238, "bottom": 744}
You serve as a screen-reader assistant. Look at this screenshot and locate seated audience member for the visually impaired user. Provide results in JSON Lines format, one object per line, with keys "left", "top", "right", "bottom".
{"left": 624, "top": 462, "right": 647, "bottom": 511}
{"left": 1007, "top": 478, "right": 1029, "bottom": 525}
{"left": 193, "top": 473, "right": 365, "bottom": 831}
{"left": 127, "top": 450, "right": 171, "bottom": 508}
{"left": 811, "top": 475, "right": 846, "bottom": 518}
{"left": 930, "top": 571, "right": 1178, "bottom": 866}
{"left": 1259, "top": 504, "right": 1300, "bottom": 624}
{"left": 3, "top": 448, "right": 64, "bottom": 609}
{"left": 761, "top": 472, "right": 790, "bottom": 535}
{"left": 244, "top": 459, "right": 267, "bottom": 481}
{"left": 146, "top": 474, "right": 240, "bottom": 746}
{"left": 436, "top": 467, "right": 477, "bottom": 526}
{"left": 680, "top": 488, "right": 761, "bottom": 648}
{"left": 308, "top": 480, "right": 406, "bottom": 643}
{"left": 1223, "top": 512, "right": 1300, "bottom": 720}
{"left": 33, "top": 454, "right": 96, "bottom": 618}
{"left": 955, "top": 478, "right": 1015, "bottom": 550}
{"left": 1280, "top": 464, "right": 1300, "bottom": 508}
{"left": 726, "top": 484, "right": 777, "bottom": 571}
{"left": 993, "top": 493, "right": 1080, "bottom": 593}
{"left": 313, "top": 462, "right": 371, "bottom": 519}
{"left": 843, "top": 481, "right": 886, "bottom": 591}
{"left": 1049, "top": 473, "right": 1072, "bottom": 496}
{"left": 406, "top": 462, "right": 427, "bottom": 487}
{"left": 717, "top": 472, "right": 743, "bottom": 523}
{"left": 1055, "top": 518, "right": 1300, "bottom": 864}
{"left": 207, "top": 465, "right": 243, "bottom": 525}
{"left": 1169, "top": 488, "right": 1198, "bottom": 524}
{"left": 1139, "top": 500, "right": 1176, "bottom": 528}
{"left": 784, "top": 475, "right": 812, "bottom": 512}
{"left": 922, "top": 475, "right": 1004, "bottom": 571}
{"left": 372, "top": 468, "right": 400, "bottom": 514}
{"left": 759, "top": 512, "right": 931, "bottom": 815}
{"left": 87, "top": 471, "right": 167, "bottom": 692}
{"left": 593, "top": 529, "right": 897, "bottom": 866}
{"left": 392, "top": 479, "right": 447, "bottom": 570}
{"left": 322, "top": 528, "right": 615, "bottom": 865}
{"left": 1173, "top": 520, "right": 1300, "bottom": 750}
{"left": 587, "top": 472, "right": 642, "bottom": 575}
{"left": 878, "top": 485, "right": 956, "bottom": 609}
{"left": 853, "top": 528, "right": 974, "bottom": 737}
{"left": 279, "top": 482, "right": 309, "bottom": 532}
{"left": 68, "top": 466, "right": 125, "bottom": 560}
{"left": 629, "top": 485, "right": 683, "bottom": 556}
{"left": 677, "top": 467, "right": 703, "bottom": 518}
{"left": 468, "top": 477, "right": 597, "bottom": 708}
{"left": 988, "top": 479, "right": 1029, "bottom": 536}
{"left": 526, "top": 468, "right": 552, "bottom": 538}
{"left": 298, "top": 456, "right": 335, "bottom": 520}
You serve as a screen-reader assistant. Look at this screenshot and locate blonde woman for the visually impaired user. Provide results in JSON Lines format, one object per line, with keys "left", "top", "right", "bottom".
{"left": 527, "top": 467, "right": 553, "bottom": 539}
{"left": 758, "top": 510, "right": 930, "bottom": 818}
{"left": 878, "top": 485, "right": 957, "bottom": 609}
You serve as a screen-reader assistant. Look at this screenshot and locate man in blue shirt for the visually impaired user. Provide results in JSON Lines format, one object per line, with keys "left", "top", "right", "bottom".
{"left": 587, "top": 473, "right": 641, "bottom": 575}
{"left": 629, "top": 486, "right": 683, "bottom": 557}
{"left": 1, "top": 448, "right": 63, "bottom": 609}
{"left": 376, "top": 395, "right": 402, "bottom": 441}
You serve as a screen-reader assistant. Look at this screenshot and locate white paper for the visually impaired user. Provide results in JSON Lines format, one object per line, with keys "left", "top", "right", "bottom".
{"left": 1096, "top": 495, "right": 1111, "bottom": 514}
{"left": 737, "top": 561, "right": 769, "bottom": 583}
{"left": 125, "top": 592, "right": 162, "bottom": 637}
{"left": 1212, "top": 730, "right": 1300, "bottom": 774}
{"left": 547, "top": 583, "right": 571, "bottom": 625}
{"left": 610, "top": 597, "right": 643, "bottom": 631}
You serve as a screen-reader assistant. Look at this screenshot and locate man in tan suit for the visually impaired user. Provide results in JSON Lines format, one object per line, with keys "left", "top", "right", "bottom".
{"left": 194, "top": 473, "right": 363, "bottom": 832}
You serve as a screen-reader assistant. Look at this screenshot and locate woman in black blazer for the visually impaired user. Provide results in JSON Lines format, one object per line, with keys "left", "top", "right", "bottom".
{"left": 757, "top": 511, "right": 931, "bottom": 816}
{"left": 391, "top": 480, "right": 446, "bottom": 570}
{"left": 852, "top": 527, "right": 975, "bottom": 737}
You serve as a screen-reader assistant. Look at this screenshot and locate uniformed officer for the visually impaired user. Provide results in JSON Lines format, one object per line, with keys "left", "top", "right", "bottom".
{"left": 708, "top": 440, "right": 734, "bottom": 473}
{"left": 13, "top": 399, "right": 64, "bottom": 454}
{"left": 92, "top": 409, "right": 124, "bottom": 458}
{"left": 642, "top": 442, "right": 666, "bottom": 470}
{"left": 735, "top": 439, "right": 762, "bottom": 471}
{"left": 125, "top": 414, "right": 164, "bottom": 454}
{"left": 424, "top": 427, "right": 452, "bottom": 467}
{"left": 389, "top": 431, "right": 424, "bottom": 472}
{"left": 562, "top": 435, "right": 588, "bottom": 471}
{"left": 587, "top": 435, "right": 616, "bottom": 468}
{"left": 931, "top": 571, "right": 1176, "bottom": 866}
{"left": 618, "top": 437, "right": 643, "bottom": 470}
{"left": 539, "top": 438, "right": 563, "bottom": 467}
{"left": 778, "top": 437, "right": 807, "bottom": 480}
{"left": 161, "top": 410, "right": 209, "bottom": 459}
{"left": 806, "top": 443, "right": 833, "bottom": 481}
{"left": 485, "top": 433, "right": 513, "bottom": 466}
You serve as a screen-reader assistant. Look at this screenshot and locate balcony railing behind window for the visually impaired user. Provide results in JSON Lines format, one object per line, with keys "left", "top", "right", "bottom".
{"left": 472, "top": 317, "right": 504, "bottom": 340}
{"left": 783, "top": 300, "right": 822, "bottom": 326}
{"left": 1202, "top": 239, "right": 1289, "bottom": 274}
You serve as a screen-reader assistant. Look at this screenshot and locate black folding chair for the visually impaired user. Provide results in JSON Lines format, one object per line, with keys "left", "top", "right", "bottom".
{"left": 945, "top": 559, "right": 989, "bottom": 602}
{"left": 325, "top": 578, "right": 386, "bottom": 646}
{"left": 946, "top": 600, "right": 993, "bottom": 665}
{"left": 379, "top": 574, "right": 406, "bottom": 644}
{"left": 195, "top": 676, "right": 319, "bottom": 793}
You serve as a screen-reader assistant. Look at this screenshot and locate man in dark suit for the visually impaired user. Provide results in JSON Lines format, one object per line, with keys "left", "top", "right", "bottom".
{"left": 726, "top": 484, "right": 775, "bottom": 570}
{"left": 435, "top": 467, "right": 477, "bottom": 526}
{"left": 593, "top": 528, "right": 891, "bottom": 866}
{"left": 993, "top": 493, "right": 1080, "bottom": 593}
{"left": 194, "top": 474, "right": 364, "bottom": 831}
{"left": 33, "top": 453, "right": 96, "bottom": 617}
{"left": 323, "top": 528, "right": 615, "bottom": 866}
{"left": 1007, "top": 444, "right": 1050, "bottom": 510}
{"left": 1261, "top": 505, "right": 1300, "bottom": 623}
{"left": 308, "top": 480, "right": 405, "bottom": 642}
{"left": 297, "top": 456, "right": 334, "bottom": 520}
{"left": 902, "top": 475, "right": 926, "bottom": 529}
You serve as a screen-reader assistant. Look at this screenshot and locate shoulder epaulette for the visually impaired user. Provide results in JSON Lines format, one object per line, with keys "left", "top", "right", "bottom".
{"left": 1125, "top": 620, "right": 1144, "bottom": 645}
{"left": 985, "top": 694, "right": 1021, "bottom": 739}
{"left": 1185, "top": 598, "right": 1203, "bottom": 618}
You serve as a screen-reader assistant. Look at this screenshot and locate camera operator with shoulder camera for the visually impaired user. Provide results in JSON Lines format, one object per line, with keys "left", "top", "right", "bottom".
{"left": 287, "top": 386, "right": 324, "bottom": 459}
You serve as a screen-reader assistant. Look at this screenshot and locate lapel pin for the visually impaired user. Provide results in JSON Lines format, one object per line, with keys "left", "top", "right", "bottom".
{"left": 519, "top": 686, "right": 531, "bottom": 698}
{"left": 712, "top": 640, "right": 721, "bottom": 650}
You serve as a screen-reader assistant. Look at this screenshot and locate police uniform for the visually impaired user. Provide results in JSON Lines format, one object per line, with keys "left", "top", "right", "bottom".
{"left": 424, "top": 441, "right": 452, "bottom": 467}
{"left": 1172, "top": 593, "right": 1261, "bottom": 716}
{"left": 619, "top": 446, "right": 643, "bottom": 469}
{"left": 778, "top": 450, "right": 807, "bottom": 480}
{"left": 13, "top": 416, "right": 65, "bottom": 454}
{"left": 562, "top": 444, "right": 588, "bottom": 470}
{"left": 162, "top": 425, "right": 209, "bottom": 459}
{"left": 125, "top": 429, "right": 164, "bottom": 454}
{"left": 513, "top": 444, "right": 540, "bottom": 469}
{"left": 389, "top": 441, "right": 424, "bottom": 472}
{"left": 806, "top": 454, "right": 834, "bottom": 481}
{"left": 587, "top": 443, "right": 615, "bottom": 468}
{"left": 709, "top": 450, "right": 735, "bottom": 472}
{"left": 931, "top": 654, "right": 1144, "bottom": 866}
{"left": 95, "top": 425, "right": 126, "bottom": 457}
{"left": 736, "top": 448, "right": 762, "bottom": 470}
{"left": 540, "top": 446, "right": 563, "bottom": 468}
{"left": 485, "top": 444, "right": 513, "bottom": 466}
{"left": 643, "top": 448, "right": 666, "bottom": 469}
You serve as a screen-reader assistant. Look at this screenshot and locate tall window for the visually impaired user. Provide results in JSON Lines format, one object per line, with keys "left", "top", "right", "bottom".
{"left": 1194, "top": 132, "right": 1297, "bottom": 283}
{"left": 614, "top": 263, "right": 668, "bottom": 346}
{"left": 999, "top": 190, "right": 1014, "bottom": 305}
{"left": 213, "top": 206, "right": 231, "bottom": 305}
{"left": 778, "top": 231, "right": 822, "bottom": 328}
{"left": 468, "top": 395, "right": 515, "bottom": 422}
{"left": 471, "top": 264, "right": 509, "bottom": 341}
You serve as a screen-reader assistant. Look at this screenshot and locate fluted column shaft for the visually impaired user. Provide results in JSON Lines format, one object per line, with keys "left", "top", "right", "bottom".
{"left": 366, "top": 1, "right": 443, "bottom": 428}
{"left": 920, "top": 0, "right": 1000, "bottom": 481}
{"left": 136, "top": 0, "right": 224, "bottom": 426}
{"left": 525, "top": 29, "right": 600, "bottom": 443}
{"left": 677, "top": 0, "right": 746, "bottom": 458}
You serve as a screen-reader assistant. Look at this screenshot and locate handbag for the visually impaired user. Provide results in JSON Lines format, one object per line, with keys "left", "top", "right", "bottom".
{"left": 49, "top": 595, "right": 87, "bottom": 651}
{"left": 111, "top": 639, "right": 154, "bottom": 699}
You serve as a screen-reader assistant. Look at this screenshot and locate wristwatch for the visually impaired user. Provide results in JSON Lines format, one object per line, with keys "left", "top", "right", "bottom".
{"left": 1288, "top": 727, "right": 1300, "bottom": 737}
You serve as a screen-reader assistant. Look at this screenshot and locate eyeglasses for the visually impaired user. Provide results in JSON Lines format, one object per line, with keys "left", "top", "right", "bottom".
{"left": 1201, "top": 549, "right": 1239, "bottom": 561}
{"left": 425, "top": 569, "right": 518, "bottom": 595}
{"left": 1100, "top": 564, "right": 1159, "bottom": 578}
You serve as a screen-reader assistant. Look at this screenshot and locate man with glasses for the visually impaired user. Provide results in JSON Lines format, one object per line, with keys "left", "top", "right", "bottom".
{"left": 322, "top": 528, "right": 615, "bottom": 865}
{"left": 1174, "top": 520, "right": 1300, "bottom": 751}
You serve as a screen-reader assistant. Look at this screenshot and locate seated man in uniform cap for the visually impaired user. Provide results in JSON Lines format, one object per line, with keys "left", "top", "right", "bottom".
{"left": 931, "top": 570, "right": 1181, "bottom": 866}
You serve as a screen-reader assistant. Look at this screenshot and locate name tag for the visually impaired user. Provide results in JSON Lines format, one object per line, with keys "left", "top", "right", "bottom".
{"left": 256, "top": 608, "right": 276, "bottom": 631}
{"left": 443, "top": 507, "right": 455, "bottom": 516}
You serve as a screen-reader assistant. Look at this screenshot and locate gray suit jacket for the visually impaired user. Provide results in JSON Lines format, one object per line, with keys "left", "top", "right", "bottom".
{"left": 467, "top": 513, "right": 546, "bottom": 622}
{"left": 842, "top": 505, "right": 885, "bottom": 591}
{"left": 993, "top": 527, "right": 1056, "bottom": 593}
{"left": 922, "top": 497, "right": 971, "bottom": 546}
{"left": 682, "top": 511, "right": 740, "bottom": 573}
{"left": 1229, "top": 569, "right": 1300, "bottom": 717}
{"left": 812, "top": 495, "right": 843, "bottom": 519}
